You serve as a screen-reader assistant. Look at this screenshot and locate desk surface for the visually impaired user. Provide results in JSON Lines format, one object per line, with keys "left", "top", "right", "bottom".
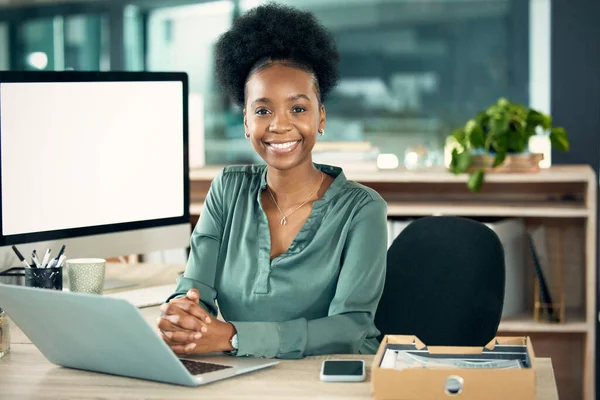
{"left": 1, "top": 263, "right": 560, "bottom": 400}
{"left": 0, "top": 345, "right": 558, "bottom": 400}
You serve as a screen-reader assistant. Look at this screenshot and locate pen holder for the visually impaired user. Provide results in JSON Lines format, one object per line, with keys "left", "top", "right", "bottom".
{"left": 25, "top": 267, "right": 63, "bottom": 290}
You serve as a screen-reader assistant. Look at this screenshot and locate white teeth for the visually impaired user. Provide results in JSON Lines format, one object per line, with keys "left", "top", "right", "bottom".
{"left": 270, "top": 141, "right": 297, "bottom": 149}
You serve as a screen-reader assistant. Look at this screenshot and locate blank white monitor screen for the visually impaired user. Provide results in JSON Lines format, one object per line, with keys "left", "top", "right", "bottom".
{"left": 1, "top": 80, "right": 185, "bottom": 236}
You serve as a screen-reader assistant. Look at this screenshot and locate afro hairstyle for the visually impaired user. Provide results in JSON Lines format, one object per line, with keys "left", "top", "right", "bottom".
{"left": 215, "top": 2, "right": 340, "bottom": 107}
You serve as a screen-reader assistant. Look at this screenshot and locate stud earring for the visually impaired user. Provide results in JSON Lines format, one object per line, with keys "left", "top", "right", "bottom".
{"left": 318, "top": 129, "right": 324, "bottom": 136}
{"left": 245, "top": 132, "right": 250, "bottom": 139}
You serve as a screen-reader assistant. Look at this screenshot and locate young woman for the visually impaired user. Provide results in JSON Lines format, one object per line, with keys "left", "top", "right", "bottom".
{"left": 157, "top": 3, "right": 388, "bottom": 359}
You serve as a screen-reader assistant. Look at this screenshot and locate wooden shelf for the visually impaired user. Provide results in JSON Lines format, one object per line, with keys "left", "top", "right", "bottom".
{"left": 190, "top": 202, "right": 589, "bottom": 218}
{"left": 386, "top": 202, "right": 589, "bottom": 218}
{"left": 499, "top": 312, "right": 588, "bottom": 333}
{"left": 190, "top": 164, "right": 596, "bottom": 184}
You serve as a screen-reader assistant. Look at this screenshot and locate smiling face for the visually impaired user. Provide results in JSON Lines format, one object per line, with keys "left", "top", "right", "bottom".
{"left": 244, "top": 63, "right": 325, "bottom": 171}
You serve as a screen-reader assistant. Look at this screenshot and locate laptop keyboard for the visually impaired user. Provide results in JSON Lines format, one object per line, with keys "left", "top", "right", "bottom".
{"left": 180, "top": 359, "right": 233, "bottom": 375}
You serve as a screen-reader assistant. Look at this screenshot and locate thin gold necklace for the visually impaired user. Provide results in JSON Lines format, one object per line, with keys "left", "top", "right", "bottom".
{"left": 267, "top": 172, "right": 324, "bottom": 226}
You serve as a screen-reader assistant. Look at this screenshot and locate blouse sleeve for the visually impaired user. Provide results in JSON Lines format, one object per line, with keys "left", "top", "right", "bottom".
{"left": 166, "top": 170, "right": 226, "bottom": 317}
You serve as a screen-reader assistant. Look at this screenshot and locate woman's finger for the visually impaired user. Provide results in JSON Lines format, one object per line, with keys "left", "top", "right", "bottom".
{"left": 160, "top": 331, "right": 196, "bottom": 352}
{"left": 160, "top": 297, "right": 212, "bottom": 325}
{"left": 157, "top": 315, "right": 199, "bottom": 334}
{"left": 160, "top": 299, "right": 192, "bottom": 314}
{"left": 186, "top": 288, "right": 200, "bottom": 301}
{"left": 159, "top": 327, "right": 202, "bottom": 344}
{"left": 158, "top": 313, "right": 208, "bottom": 333}
{"left": 160, "top": 330, "right": 177, "bottom": 346}
{"left": 170, "top": 342, "right": 198, "bottom": 355}
{"left": 187, "top": 303, "right": 212, "bottom": 324}
{"left": 182, "top": 289, "right": 212, "bottom": 323}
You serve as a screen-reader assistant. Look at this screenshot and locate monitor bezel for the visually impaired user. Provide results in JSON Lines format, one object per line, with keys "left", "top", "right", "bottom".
{"left": 0, "top": 71, "right": 190, "bottom": 246}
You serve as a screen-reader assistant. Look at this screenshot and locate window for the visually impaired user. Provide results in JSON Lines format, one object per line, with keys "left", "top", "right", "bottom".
{"left": 146, "top": 1, "right": 235, "bottom": 165}
{"left": 64, "top": 14, "right": 109, "bottom": 71}
{"left": 0, "top": 23, "right": 8, "bottom": 70}
{"left": 233, "top": 0, "right": 529, "bottom": 168}
{"left": 18, "top": 18, "right": 55, "bottom": 70}
{"left": 4, "top": 0, "right": 537, "bottom": 169}
{"left": 14, "top": 14, "right": 108, "bottom": 71}
{"left": 124, "top": 5, "right": 144, "bottom": 71}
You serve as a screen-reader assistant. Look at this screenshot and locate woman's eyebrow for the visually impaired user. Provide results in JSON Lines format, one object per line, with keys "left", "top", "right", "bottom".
{"left": 250, "top": 94, "right": 311, "bottom": 107}
{"left": 251, "top": 97, "right": 271, "bottom": 107}
{"left": 289, "top": 94, "right": 311, "bottom": 102}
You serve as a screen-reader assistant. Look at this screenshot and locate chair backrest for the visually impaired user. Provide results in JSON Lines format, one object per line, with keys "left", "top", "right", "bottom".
{"left": 374, "top": 216, "right": 506, "bottom": 347}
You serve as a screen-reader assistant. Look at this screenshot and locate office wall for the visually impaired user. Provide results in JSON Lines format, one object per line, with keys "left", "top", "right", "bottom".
{"left": 550, "top": 1, "right": 600, "bottom": 398}
{"left": 551, "top": 0, "right": 600, "bottom": 173}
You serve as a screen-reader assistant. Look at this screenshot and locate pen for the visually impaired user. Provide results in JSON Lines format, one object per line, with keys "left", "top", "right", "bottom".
{"left": 49, "top": 245, "right": 66, "bottom": 268}
{"left": 32, "top": 250, "right": 41, "bottom": 268}
{"left": 11, "top": 245, "right": 33, "bottom": 268}
{"left": 55, "top": 255, "right": 66, "bottom": 268}
{"left": 40, "top": 248, "right": 51, "bottom": 269}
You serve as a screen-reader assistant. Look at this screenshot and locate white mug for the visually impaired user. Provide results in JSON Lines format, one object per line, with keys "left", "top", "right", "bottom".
{"left": 66, "top": 258, "right": 106, "bottom": 294}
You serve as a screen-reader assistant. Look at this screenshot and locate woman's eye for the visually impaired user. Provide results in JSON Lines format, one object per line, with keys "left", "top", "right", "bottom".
{"left": 292, "top": 106, "right": 306, "bottom": 113}
{"left": 255, "top": 109, "right": 270, "bottom": 115}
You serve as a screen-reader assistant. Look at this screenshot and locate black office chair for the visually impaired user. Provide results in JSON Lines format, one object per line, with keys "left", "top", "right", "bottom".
{"left": 374, "top": 216, "right": 505, "bottom": 347}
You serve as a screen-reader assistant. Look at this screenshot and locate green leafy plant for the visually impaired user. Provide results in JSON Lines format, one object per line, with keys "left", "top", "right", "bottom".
{"left": 449, "top": 97, "right": 570, "bottom": 192}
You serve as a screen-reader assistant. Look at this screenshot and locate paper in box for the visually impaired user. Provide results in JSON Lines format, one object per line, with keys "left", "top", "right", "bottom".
{"left": 372, "top": 335, "right": 536, "bottom": 400}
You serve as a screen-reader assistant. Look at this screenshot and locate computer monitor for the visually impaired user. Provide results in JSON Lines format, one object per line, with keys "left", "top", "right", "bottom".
{"left": 0, "top": 71, "right": 191, "bottom": 275}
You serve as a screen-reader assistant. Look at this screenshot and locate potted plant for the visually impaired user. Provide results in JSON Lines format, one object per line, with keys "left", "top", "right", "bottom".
{"left": 448, "top": 97, "right": 570, "bottom": 192}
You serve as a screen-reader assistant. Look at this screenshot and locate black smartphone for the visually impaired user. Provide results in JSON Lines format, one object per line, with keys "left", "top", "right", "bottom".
{"left": 320, "top": 359, "right": 366, "bottom": 382}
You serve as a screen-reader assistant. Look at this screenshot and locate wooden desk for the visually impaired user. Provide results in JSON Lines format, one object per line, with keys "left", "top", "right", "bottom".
{"left": 0, "top": 344, "right": 559, "bottom": 400}
{"left": 0, "top": 263, "right": 560, "bottom": 399}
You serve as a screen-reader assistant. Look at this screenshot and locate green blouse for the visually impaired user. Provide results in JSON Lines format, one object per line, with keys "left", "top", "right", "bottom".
{"left": 169, "top": 163, "right": 388, "bottom": 359}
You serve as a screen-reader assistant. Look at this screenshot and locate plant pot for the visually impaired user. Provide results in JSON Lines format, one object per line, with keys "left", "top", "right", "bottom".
{"left": 467, "top": 152, "right": 544, "bottom": 173}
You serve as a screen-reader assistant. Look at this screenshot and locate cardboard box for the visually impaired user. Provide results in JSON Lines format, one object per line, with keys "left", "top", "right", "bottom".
{"left": 372, "top": 335, "right": 536, "bottom": 400}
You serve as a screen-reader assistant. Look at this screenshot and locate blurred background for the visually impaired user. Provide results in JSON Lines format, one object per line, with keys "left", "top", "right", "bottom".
{"left": 0, "top": 0, "right": 539, "bottom": 169}
{"left": 1, "top": 1, "right": 600, "bottom": 398}
{"left": 0, "top": 0, "right": 597, "bottom": 172}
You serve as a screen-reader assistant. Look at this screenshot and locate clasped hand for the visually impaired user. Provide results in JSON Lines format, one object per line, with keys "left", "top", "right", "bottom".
{"left": 157, "top": 288, "right": 236, "bottom": 355}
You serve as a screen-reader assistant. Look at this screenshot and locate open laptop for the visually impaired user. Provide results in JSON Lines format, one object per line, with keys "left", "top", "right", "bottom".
{"left": 0, "top": 283, "right": 278, "bottom": 386}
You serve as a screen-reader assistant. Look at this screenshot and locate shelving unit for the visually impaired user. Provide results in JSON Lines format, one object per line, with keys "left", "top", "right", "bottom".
{"left": 189, "top": 164, "right": 596, "bottom": 400}
{"left": 385, "top": 202, "right": 590, "bottom": 218}
{"left": 499, "top": 311, "right": 588, "bottom": 333}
